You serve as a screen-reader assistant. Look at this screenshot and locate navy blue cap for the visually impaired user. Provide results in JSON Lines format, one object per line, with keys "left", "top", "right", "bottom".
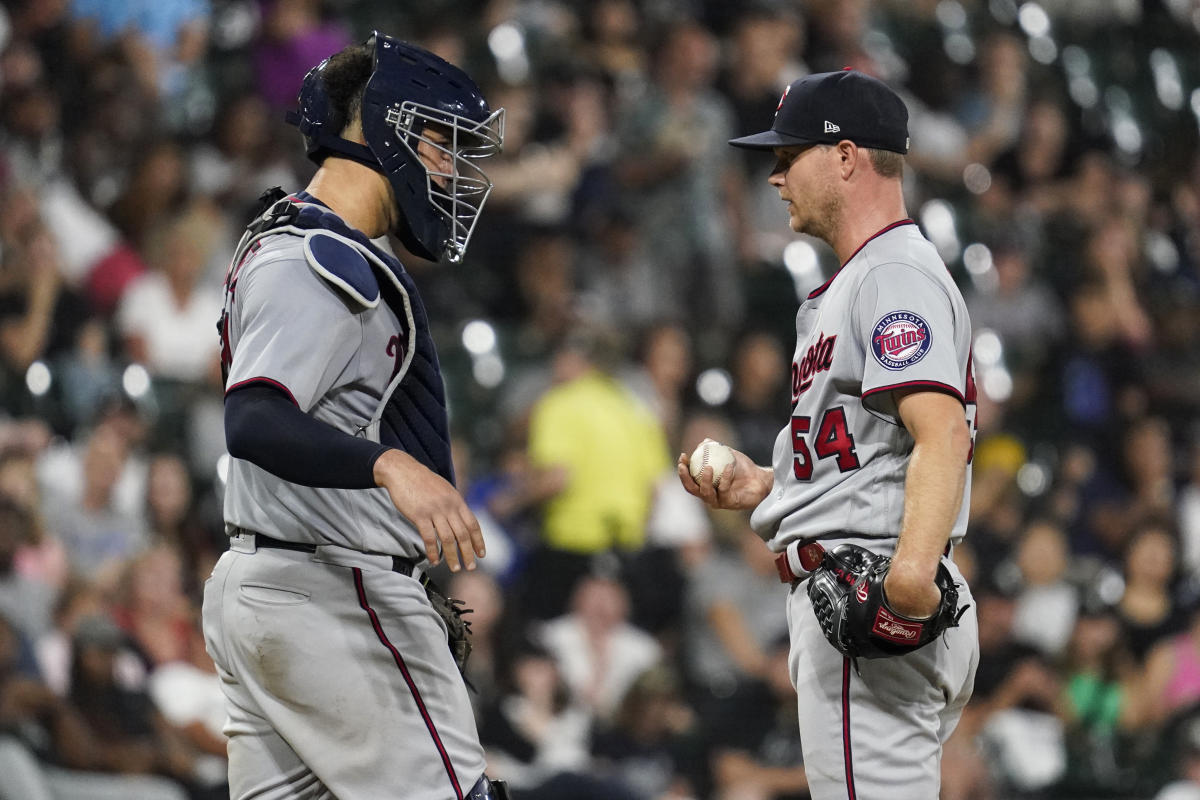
{"left": 730, "top": 70, "right": 910, "bottom": 154}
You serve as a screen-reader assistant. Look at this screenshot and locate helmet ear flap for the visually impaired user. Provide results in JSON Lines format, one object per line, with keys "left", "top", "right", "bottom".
{"left": 288, "top": 62, "right": 334, "bottom": 162}
{"left": 287, "top": 53, "right": 378, "bottom": 170}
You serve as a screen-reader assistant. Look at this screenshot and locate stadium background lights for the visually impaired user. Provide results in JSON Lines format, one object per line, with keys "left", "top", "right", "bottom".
{"left": 1016, "top": 461, "right": 1049, "bottom": 497}
{"left": 1150, "top": 49, "right": 1185, "bottom": 111}
{"left": 462, "top": 319, "right": 506, "bottom": 389}
{"left": 1104, "top": 87, "right": 1145, "bottom": 158}
{"left": 25, "top": 361, "right": 51, "bottom": 397}
{"left": 963, "top": 243, "right": 998, "bottom": 293}
{"left": 122, "top": 363, "right": 152, "bottom": 399}
{"left": 488, "top": 23, "right": 530, "bottom": 85}
{"left": 1062, "top": 46, "right": 1099, "bottom": 109}
{"left": 962, "top": 163, "right": 992, "bottom": 196}
{"left": 919, "top": 199, "right": 961, "bottom": 264}
{"left": 937, "top": 0, "right": 976, "bottom": 65}
{"left": 696, "top": 368, "right": 733, "bottom": 407}
{"left": 973, "top": 329, "right": 1014, "bottom": 404}
{"left": 462, "top": 319, "right": 497, "bottom": 355}
{"left": 781, "top": 240, "right": 822, "bottom": 301}
{"left": 1015, "top": 3, "right": 1057, "bottom": 65}
{"left": 473, "top": 355, "right": 505, "bottom": 389}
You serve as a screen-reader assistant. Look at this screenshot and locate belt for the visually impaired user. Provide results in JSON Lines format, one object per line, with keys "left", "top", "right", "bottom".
{"left": 773, "top": 538, "right": 954, "bottom": 583}
{"left": 243, "top": 531, "right": 422, "bottom": 579}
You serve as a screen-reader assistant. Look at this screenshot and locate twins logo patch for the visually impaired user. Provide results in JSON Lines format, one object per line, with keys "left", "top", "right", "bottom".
{"left": 871, "top": 311, "right": 931, "bottom": 371}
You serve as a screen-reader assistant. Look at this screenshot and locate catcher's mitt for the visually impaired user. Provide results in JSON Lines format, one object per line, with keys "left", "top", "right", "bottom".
{"left": 806, "top": 543, "right": 968, "bottom": 663}
{"left": 425, "top": 581, "right": 473, "bottom": 674}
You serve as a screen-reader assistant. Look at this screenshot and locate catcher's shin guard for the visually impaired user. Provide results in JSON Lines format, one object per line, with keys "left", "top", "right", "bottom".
{"left": 467, "top": 775, "right": 511, "bottom": 800}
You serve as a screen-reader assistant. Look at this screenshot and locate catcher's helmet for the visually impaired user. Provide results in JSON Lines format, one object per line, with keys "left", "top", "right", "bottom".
{"left": 286, "top": 33, "right": 504, "bottom": 263}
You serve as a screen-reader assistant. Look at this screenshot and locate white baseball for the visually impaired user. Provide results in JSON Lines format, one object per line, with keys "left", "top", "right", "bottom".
{"left": 689, "top": 439, "right": 736, "bottom": 489}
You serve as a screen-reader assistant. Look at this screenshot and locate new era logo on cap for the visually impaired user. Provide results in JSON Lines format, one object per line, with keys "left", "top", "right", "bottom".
{"left": 729, "top": 70, "right": 910, "bottom": 155}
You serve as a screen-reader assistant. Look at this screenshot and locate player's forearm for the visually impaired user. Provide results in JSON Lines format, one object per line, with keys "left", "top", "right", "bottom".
{"left": 225, "top": 383, "right": 389, "bottom": 488}
{"left": 889, "top": 422, "right": 969, "bottom": 612}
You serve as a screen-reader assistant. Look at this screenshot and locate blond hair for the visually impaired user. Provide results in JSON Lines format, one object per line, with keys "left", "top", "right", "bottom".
{"left": 866, "top": 147, "right": 904, "bottom": 179}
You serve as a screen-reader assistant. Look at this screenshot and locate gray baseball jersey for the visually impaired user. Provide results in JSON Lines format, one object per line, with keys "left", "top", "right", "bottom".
{"left": 204, "top": 196, "right": 486, "bottom": 800}
{"left": 758, "top": 220, "right": 979, "bottom": 800}
{"left": 751, "top": 220, "right": 977, "bottom": 556}
{"left": 222, "top": 224, "right": 424, "bottom": 558}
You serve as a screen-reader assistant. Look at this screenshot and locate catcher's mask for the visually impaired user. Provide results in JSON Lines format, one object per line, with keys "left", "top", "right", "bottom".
{"left": 287, "top": 32, "right": 505, "bottom": 263}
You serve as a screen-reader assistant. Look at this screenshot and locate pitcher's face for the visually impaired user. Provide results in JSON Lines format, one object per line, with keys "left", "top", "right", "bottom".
{"left": 769, "top": 144, "right": 843, "bottom": 244}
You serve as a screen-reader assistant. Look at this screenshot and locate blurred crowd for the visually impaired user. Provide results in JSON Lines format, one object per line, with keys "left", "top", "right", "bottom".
{"left": 1, "top": 0, "right": 1199, "bottom": 798}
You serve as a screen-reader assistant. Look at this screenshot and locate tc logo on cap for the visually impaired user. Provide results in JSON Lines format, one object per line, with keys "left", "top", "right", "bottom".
{"left": 775, "top": 84, "right": 791, "bottom": 116}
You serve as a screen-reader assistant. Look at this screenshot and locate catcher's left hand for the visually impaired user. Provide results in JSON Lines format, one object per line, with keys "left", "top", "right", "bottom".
{"left": 806, "top": 543, "right": 968, "bottom": 662}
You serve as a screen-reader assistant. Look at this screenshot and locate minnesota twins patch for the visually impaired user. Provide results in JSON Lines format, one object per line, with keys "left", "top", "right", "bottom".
{"left": 871, "top": 311, "right": 931, "bottom": 370}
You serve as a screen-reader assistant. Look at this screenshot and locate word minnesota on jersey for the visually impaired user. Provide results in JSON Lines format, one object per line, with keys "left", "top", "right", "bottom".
{"left": 792, "top": 333, "right": 837, "bottom": 401}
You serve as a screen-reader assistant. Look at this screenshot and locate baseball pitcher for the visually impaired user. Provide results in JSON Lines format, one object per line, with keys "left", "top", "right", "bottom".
{"left": 680, "top": 70, "right": 980, "bottom": 800}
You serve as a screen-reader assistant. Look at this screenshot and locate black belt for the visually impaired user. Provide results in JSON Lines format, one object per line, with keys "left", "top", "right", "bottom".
{"left": 249, "top": 532, "right": 422, "bottom": 579}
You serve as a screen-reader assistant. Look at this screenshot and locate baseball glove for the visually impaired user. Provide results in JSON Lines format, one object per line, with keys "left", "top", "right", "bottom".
{"left": 806, "top": 543, "right": 967, "bottom": 663}
{"left": 425, "top": 581, "right": 473, "bottom": 674}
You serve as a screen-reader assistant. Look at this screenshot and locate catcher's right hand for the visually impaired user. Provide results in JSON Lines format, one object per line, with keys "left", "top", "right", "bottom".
{"left": 373, "top": 448, "right": 485, "bottom": 572}
{"left": 806, "top": 543, "right": 968, "bottom": 662}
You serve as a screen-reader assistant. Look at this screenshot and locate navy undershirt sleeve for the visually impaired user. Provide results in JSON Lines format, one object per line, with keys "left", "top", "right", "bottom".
{"left": 225, "top": 383, "right": 389, "bottom": 489}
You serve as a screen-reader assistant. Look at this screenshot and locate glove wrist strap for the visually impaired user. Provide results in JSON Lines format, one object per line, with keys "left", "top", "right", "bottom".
{"left": 776, "top": 541, "right": 827, "bottom": 583}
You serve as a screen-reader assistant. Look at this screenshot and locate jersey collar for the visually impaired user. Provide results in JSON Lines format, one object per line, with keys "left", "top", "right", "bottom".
{"left": 806, "top": 219, "right": 916, "bottom": 300}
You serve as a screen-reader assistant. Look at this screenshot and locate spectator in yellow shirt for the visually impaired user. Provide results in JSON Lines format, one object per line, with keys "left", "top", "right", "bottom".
{"left": 522, "top": 328, "right": 670, "bottom": 619}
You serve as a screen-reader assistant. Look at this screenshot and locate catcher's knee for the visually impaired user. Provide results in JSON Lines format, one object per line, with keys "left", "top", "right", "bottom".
{"left": 467, "top": 775, "right": 511, "bottom": 800}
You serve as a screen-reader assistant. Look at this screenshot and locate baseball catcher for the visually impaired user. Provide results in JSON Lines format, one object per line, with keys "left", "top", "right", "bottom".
{"left": 203, "top": 31, "right": 512, "bottom": 800}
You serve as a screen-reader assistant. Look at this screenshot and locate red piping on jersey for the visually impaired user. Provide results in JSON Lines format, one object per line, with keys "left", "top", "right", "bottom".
{"left": 862, "top": 379, "right": 966, "bottom": 406}
{"left": 353, "top": 568, "right": 465, "bottom": 800}
{"left": 807, "top": 219, "right": 916, "bottom": 300}
{"left": 842, "top": 657, "right": 857, "bottom": 800}
{"left": 965, "top": 348, "right": 977, "bottom": 404}
{"left": 224, "top": 377, "right": 298, "bottom": 405}
{"left": 226, "top": 240, "right": 262, "bottom": 293}
{"left": 220, "top": 314, "right": 233, "bottom": 372}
